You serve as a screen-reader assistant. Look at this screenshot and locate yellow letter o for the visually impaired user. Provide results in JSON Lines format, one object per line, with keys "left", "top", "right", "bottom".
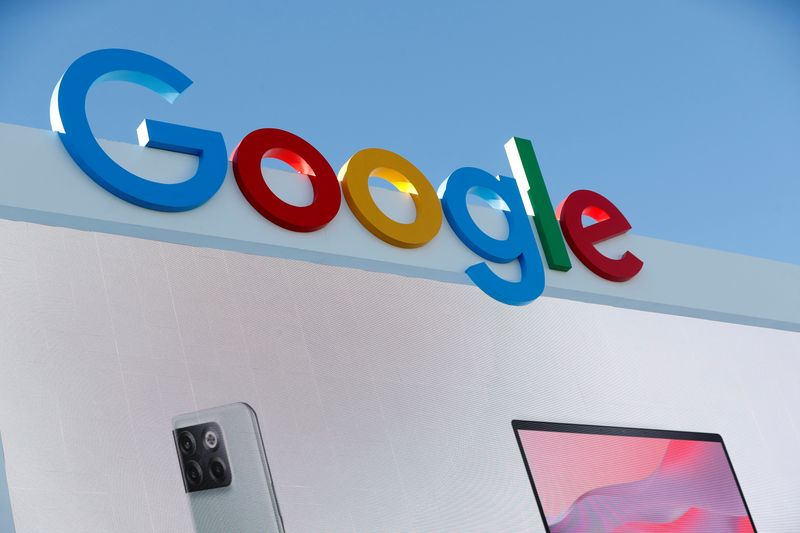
{"left": 339, "top": 148, "right": 442, "bottom": 248}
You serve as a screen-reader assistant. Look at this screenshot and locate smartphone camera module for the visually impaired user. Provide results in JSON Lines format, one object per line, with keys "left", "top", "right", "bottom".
{"left": 173, "top": 422, "right": 232, "bottom": 493}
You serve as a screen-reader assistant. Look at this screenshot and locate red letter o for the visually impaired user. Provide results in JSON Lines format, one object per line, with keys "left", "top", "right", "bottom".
{"left": 232, "top": 128, "right": 341, "bottom": 232}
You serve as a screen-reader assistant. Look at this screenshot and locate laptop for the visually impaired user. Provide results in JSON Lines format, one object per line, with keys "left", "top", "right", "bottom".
{"left": 0, "top": 435, "right": 15, "bottom": 533}
{"left": 512, "top": 421, "right": 756, "bottom": 533}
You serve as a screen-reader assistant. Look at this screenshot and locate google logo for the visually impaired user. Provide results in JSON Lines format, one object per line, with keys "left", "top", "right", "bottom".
{"left": 51, "top": 49, "right": 643, "bottom": 306}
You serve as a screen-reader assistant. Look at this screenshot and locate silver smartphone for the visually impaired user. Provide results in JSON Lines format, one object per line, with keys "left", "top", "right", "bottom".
{"left": 173, "top": 403, "right": 285, "bottom": 533}
{"left": 0, "top": 434, "right": 16, "bottom": 533}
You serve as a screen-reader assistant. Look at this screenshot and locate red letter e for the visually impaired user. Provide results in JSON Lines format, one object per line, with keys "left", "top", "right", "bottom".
{"left": 558, "top": 190, "right": 643, "bottom": 282}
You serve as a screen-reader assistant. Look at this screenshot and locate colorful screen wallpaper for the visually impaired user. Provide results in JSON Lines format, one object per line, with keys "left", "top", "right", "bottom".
{"left": 518, "top": 430, "right": 755, "bottom": 532}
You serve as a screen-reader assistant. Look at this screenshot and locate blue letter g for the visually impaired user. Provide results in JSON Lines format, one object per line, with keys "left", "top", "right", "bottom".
{"left": 441, "top": 167, "right": 545, "bottom": 305}
{"left": 50, "top": 49, "right": 227, "bottom": 211}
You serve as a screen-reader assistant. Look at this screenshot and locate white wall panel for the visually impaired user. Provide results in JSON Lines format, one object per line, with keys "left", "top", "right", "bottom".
{"left": 0, "top": 220, "right": 797, "bottom": 532}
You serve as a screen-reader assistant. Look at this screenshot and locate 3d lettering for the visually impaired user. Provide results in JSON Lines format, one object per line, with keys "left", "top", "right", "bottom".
{"left": 558, "top": 190, "right": 644, "bottom": 282}
{"left": 440, "top": 167, "right": 546, "bottom": 305}
{"left": 52, "top": 49, "right": 643, "bottom": 306}
{"left": 505, "top": 136, "right": 572, "bottom": 272}
{"left": 232, "top": 128, "right": 341, "bottom": 232}
{"left": 338, "top": 148, "right": 442, "bottom": 248}
{"left": 51, "top": 48, "right": 227, "bottom": 211}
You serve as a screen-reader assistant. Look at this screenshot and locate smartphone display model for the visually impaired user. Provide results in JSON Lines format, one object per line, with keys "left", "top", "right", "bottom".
{"left": 173, "top": 403, "right": 285, "bottom": 533}
{"left": 0, "top": 435, "right": 16, "bottom": 533}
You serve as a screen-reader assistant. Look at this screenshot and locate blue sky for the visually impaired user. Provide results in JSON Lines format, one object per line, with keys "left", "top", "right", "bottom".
{"left": 1, "top": 0, "right": 798, "bottom": 264}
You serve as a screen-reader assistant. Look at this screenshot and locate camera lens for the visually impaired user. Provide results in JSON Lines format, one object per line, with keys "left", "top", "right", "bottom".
{"left": 178, "top": 431, "right": 196, "bottom": 456}
{"left": 185, "top": 460, "right": 203, "bottom": 487}
{"left": 203, "top": 429, "right": 219, "bottom": 450}
{"left": 209, "top": 457, "right": 227, "bottom": 482}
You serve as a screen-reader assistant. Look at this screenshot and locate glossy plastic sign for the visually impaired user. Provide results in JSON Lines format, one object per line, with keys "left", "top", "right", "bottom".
{"left": 51, "top": 49, "right": 642, "bottom": 306}
{"left": 51, "top": 49, "right": 227, "bottom": 211}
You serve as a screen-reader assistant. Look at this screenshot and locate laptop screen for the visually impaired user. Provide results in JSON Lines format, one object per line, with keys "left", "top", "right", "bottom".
{"left": 513, "top": 422, "right": 756, "bottom": 533}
